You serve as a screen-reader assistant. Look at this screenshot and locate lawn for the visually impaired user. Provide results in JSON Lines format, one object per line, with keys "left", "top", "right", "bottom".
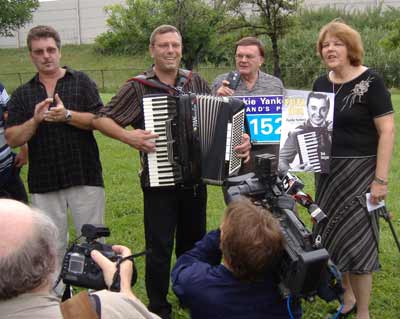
{"left": 2, "top": 41, "right": 398, "bottom": 317}
{"left": 93, "top": 93, "right": 400, "bottom": 319}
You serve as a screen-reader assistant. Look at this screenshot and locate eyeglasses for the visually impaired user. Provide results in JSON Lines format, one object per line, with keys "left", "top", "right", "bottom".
{"left": 31, "top": 47, "right": 58, "bottom": 56}
{"left": 154, "top": 43, "right": 181, "bottom": 50}
{"left": 235, "top": 54, "right": 259, "bottom": 60}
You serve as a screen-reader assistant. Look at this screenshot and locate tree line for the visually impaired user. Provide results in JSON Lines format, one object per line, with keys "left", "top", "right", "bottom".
{"left": 94, "top": 0, "right": 400, "bottom": 88}
{"left": 1, "top": 0, "right": 399, "bottom": 88}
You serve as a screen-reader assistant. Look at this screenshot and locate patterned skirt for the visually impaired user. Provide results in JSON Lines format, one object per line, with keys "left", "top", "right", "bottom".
{"left": 313, "top": 157, "right": 381, "bottom": 273}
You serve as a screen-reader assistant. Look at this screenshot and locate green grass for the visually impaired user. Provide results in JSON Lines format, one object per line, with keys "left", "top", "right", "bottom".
{"left": 0, "top": 45, "right": 230, "bottom": 93}
{"left": 0, "top": 45, "right": 153, "bottom": 93}
{"left": 5, "top": 45, "right": 399, "bottom": 318}
{"left": 91, "top": 94, "right": 400, "bottom": 319}
{"left": 13, "top": 92, "right": 400, "bottom": 319}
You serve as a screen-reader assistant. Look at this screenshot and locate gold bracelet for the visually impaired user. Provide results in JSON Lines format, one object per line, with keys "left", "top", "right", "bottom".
{"left": 374, "top": 176, "right": 388, "bottom": 185}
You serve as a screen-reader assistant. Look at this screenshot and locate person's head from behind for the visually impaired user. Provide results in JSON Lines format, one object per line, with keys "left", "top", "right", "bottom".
{"left": 235, "top": 37, "right": 265, "bottom": 78}
{"left": 26, "top": 25, "right": 62, "bottom": 75}
{"left": 149, "top": 24, "right": 182, "bottom": 73}
{"left": 220, "top": 198, "right": 284, "bottom": 282}
{"left": 316, "top": 20, "right": 364, "bottom": 69}
{"left": 0, "top": 199, "right": 58, "bottom": 300}
{"left": 306, "top": 92, "right": 330, "bottom": 127}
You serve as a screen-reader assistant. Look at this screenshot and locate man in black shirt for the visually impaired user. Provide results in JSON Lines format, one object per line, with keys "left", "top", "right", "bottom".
{"left": 5, "top": 25, "right": 104, "bottom": 294}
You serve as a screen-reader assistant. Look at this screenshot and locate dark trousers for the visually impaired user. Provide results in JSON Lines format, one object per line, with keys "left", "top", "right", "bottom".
{"left": 0, "top": 166, "right": 28, "bottom": 203}
{"left": 143, "top": 184, "right": 207, "bottom": 316}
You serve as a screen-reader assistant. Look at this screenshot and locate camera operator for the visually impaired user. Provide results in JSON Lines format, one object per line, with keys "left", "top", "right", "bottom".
{"left": 0, "top": 199, "right": 160, "bottom": 319}
{"left": 171, "top": 197, "right": 302, "bottom": 319}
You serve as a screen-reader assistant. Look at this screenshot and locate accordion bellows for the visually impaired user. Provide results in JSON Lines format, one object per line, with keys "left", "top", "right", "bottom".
{"left": 143, "top": 94, "right": 245, "bottom": 187}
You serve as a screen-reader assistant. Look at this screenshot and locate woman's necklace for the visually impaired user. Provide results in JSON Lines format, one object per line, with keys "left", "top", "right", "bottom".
{"left": 332, "top": 82, "right": 344, "bottom": 95}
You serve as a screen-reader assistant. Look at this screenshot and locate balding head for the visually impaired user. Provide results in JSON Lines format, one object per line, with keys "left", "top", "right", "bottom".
{"left": 0, "top": 199, "right": 58, "bottom": 300}
{"left": 0, "top": 199, "right": 35, "bottom": 257}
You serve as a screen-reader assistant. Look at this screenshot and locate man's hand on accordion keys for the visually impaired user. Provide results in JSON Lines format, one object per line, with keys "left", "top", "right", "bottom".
{"left": 122, "top": 129, "right": 159, "bottom": 153}
{"left": 234, "top": 133, "right": 251, "bottom": 164}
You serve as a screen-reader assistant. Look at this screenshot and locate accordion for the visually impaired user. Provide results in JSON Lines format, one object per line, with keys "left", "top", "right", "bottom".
{"left": 296, "top": 129, "right": 331, "bottom": 173}
{"left": 297, "top": 131, "right": 321, "bottom": 172}
{"left": 143, "top": 93, "right": 245, "bottom": 187}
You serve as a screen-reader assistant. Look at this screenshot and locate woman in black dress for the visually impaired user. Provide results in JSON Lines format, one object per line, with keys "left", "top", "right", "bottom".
{"left": 313, "top": 21, "right": 395, "bottom": 319}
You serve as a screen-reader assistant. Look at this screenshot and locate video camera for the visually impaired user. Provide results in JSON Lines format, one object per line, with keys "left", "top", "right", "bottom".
{"left": 223, "top": 153, "right": 343, "bottom": 301}
{"left": 61, "top": 224, "right": 137, "bottom": 291}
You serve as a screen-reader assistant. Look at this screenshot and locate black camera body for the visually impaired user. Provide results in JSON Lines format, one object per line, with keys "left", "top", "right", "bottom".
{"left": 61, "top": 224, "right": 136, "bottom": 291}
{"left": 224, "top": 154, "right": 343, "bottom": 301}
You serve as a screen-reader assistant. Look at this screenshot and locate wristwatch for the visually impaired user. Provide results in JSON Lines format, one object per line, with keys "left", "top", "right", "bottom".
{"left": 65, "top": 109, "right": 72, "bottom": 122}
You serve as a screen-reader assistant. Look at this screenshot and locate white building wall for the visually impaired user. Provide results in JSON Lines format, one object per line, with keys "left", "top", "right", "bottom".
{"left": 0, "top": 0, "right": 124, "bottom": 48}
{"left": 303, "top": 0, "right": 400, "bottom": 10}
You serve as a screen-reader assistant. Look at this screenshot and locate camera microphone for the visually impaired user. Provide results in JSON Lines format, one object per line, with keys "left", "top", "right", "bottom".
{"left": 282, "top": 172, "right": 328, "bottom": 225}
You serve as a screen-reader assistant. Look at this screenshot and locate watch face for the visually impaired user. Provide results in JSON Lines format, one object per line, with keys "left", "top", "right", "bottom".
{"left": 65, "top": 110, "right": 72, "bottom": 121}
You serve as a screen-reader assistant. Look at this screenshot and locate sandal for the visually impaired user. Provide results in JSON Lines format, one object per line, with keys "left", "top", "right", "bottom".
{"left": 325, "top": 303, "right": 357, "bottom": 319}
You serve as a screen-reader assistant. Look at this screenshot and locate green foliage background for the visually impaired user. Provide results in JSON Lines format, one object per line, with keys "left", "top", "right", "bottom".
{"left": 0, "top": 0, "right": 39, "bottom": 36}
{"left": 1, "top": 5, "right": 400, "bottom": 316}
{"left": 95, "top": 4, "right": 400, "bottom": 89}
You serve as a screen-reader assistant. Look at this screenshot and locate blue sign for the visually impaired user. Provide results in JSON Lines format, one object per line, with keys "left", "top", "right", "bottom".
{"left": 237, "top": 95, "right": 283, "bottom": 144}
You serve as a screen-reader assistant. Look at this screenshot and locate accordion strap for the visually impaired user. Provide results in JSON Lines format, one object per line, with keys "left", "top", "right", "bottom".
{"left": 127, "top": 69, "right": 193, "bottom": 95}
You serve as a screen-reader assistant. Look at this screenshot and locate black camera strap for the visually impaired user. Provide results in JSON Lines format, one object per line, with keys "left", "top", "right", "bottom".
{"left": 62, "top": 283, "right": 72, "bottom": 302}
{"left": 110, "top": 250, "right": 149, "bottom": 292}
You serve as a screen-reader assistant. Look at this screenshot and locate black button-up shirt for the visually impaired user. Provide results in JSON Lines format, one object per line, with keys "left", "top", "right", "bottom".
{"left": 6, "top": 67, "right": 104, "bottom": 193}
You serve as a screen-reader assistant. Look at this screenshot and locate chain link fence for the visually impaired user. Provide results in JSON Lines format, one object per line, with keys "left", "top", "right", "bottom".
{"left": 1, "top": 65, "right": 398, "bottom": 94}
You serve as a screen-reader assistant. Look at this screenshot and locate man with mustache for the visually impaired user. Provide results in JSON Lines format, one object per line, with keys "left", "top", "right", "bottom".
{"left": 5, "top": 25, "right": 105, "bottom": 295}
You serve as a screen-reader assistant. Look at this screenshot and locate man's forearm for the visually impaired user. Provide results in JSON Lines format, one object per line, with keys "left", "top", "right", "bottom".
{"left": 67, "top": 111, "right": 97, "bottom": 130}
{"left": 92, "top": 116, "right": 127, "bottom": 142}
{"left": 5, "top": 118, "right": 39, "bottom": 147}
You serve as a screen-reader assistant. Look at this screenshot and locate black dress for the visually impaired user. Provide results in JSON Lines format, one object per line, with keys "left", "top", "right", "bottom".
{"left": 312, "top": 69, "right": 393, "bottom": 273}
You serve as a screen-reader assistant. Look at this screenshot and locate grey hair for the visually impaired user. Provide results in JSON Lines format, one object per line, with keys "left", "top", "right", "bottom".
{"left": 0, "top": 209, "right": 58, "bottom": 300}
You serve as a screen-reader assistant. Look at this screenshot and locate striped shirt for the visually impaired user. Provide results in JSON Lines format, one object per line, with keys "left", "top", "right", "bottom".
{"left": 97, "top": 67, "right": 210, "bottom": 188}
{"left": 0, "top": 83, "right": 13, "bottom": 184}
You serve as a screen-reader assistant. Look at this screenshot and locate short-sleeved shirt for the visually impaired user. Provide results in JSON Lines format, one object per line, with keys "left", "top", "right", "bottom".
{"left": 313, "top": 69, "right": 393, "bottom": 157}
{"left": 6, "top": 67, "right": 104, "bottom": 193}
{"left": 97, "top": 67, "right": 210, "bottom": 188}
{"left": 212, "top": 71, "right": 285, "bottom": 160}
{"left": 0, "top": 83, "right": 13, "bottom": 183}
{"left": 211, "top": 71, "right": 284, "bottom": 96}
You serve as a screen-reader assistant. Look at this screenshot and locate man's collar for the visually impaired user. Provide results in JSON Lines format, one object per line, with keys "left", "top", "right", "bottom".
{"left": 142, "top": 65, "right": 189, "bottom": 82}
{"left": 30, "top": 66, "right": 74, "bottom": 84}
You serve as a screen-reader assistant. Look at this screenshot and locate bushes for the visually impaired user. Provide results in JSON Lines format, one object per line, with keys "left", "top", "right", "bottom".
{"left": 270, "top": 6, "right": 400, "bottom": 89}
{"left": 94, "top": 4, "right": 400, "bottom": 88}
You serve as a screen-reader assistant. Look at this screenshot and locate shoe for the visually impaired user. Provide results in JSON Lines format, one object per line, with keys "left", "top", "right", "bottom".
{"left": 325, "top": 303, "right": 356, "bottom": 319}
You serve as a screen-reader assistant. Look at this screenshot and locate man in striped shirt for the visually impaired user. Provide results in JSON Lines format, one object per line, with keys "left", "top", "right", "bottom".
{"left": 0, "top": 83, "right": 27, "bottom": 202}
